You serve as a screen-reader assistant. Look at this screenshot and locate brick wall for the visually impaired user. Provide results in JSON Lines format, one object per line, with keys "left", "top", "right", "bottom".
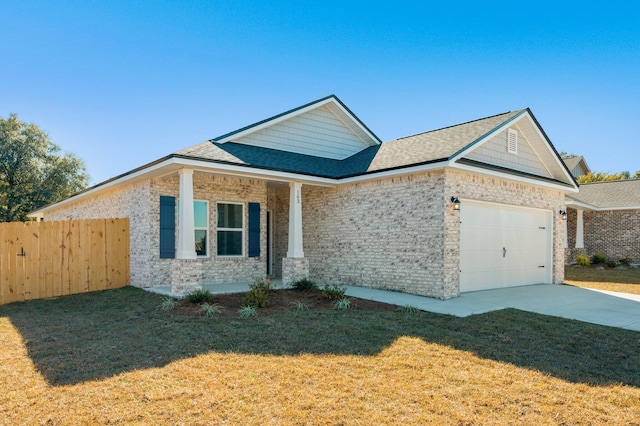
{"left": 584, "top": 210, "right": 640, "bottom": 263}
{"left": 289, "top": 168, "right": 565, "bottom": 300}
{"left": 151, "top": 172, "right": 268, "bottom": 286}
{"left": 301, "top": 171, "right": 448, "bottom": 298}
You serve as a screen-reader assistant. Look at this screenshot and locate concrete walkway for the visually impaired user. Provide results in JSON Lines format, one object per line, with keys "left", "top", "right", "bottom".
{"left": 345, "top": 284, "right": 640, "bottom": 332}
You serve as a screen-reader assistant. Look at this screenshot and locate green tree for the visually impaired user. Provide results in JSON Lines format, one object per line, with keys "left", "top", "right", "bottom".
{"left": 0, "top": 114, "right": 89, "bottom": 222}
{"left": 577, "top": 170, "right": 638, "bottom": 184}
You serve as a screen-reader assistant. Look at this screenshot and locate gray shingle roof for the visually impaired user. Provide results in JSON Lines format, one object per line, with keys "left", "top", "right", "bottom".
{"left": 562, "top": 156, "right": 584, "bottom": 171}
{"left": 175, "top": 109, "right": 526, "bottom": 179}
{"left": 568, "top": 179, "right": 640, "bottom": 208}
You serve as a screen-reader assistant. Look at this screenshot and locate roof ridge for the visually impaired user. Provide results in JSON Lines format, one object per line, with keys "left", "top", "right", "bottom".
{"left": 394, "top": 109, "right": 525, "bottom": 141}
{"left": 209, "top": 94, "right": 337, "bottom": 142}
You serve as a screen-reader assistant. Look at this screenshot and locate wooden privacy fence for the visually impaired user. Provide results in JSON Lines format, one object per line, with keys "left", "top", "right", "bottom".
{"left": 0, "top": 219, "right": 129, "bottom": 305}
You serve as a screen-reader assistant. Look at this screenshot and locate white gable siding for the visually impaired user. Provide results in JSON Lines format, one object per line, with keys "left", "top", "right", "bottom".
{"left": 463, "top": 127, "right": 552, "bottom": 178}
{"left": 232, "top": 106, "right": 370, "bottom": 159}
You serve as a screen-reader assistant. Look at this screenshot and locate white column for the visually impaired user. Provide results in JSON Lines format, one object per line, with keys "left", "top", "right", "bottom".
{"left": 564, "top": 214, "right": 568, "bottom": 248}
{"left": 287, "top": 181, "right": 304, "bottom": 258}
{"left": 575, "top": 208, "right": 584, "bottom": 249}
{"left": 176, "top": 169, "right": 197, "bottom": 259}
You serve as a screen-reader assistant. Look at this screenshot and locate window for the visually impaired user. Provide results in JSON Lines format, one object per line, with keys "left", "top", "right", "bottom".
{"left": 194, "top": 201, "right": 208, "bottom": 256}
{"left": 177, "top": 199, "right": 209, "bottom": 257}
{"left": 217, "top": 202, "right": 244, "bottom": 256}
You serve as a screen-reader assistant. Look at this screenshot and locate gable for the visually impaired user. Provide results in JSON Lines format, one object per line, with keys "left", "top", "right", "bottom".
{"left": 457, "top": 111, "right": 574, "bottom": 186}
{"left": 213, "top": 95, "right": 380, "bottom": 160}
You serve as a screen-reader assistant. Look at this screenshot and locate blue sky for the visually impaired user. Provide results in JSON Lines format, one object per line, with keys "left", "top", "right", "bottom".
{"left": 1, "top": 1, "right": 638, "bottom": 184}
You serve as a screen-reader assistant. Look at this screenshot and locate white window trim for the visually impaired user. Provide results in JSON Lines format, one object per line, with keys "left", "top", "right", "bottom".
{"left": 194, "top": 199, "right": 209, "bottom": 258}
{"left": 177, "top": 199, "right": 210, "bottom": 258}
{"left": 216, "top": 201, "right": 245, "bottom": 258}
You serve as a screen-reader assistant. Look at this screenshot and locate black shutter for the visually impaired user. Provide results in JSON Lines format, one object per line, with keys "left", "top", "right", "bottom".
{"left": 159, "top": 196, "right": 176, "bottom": 259}
{"left": 248, "top": 202, "right": 260, "bottom": 257}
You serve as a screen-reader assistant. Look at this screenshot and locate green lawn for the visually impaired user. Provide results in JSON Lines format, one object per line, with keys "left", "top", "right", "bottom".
{"left": 1, "top": 286, "right": 639, "bottom": 425}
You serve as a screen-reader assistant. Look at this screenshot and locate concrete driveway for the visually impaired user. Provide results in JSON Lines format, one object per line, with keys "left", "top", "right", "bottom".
{"left": 345, "top": 284, "right": 640, "bottom": 332}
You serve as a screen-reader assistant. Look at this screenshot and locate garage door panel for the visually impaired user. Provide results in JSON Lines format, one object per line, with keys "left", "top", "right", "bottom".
{"left": 460, "top": 202, "right": 552, "bottom": 292}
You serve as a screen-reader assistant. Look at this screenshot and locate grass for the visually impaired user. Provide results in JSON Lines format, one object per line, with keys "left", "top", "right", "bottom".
{"left": 565, "top": 264, "right": 640, "bottom": 294}
{"left": 1, "top": 286, "right": 640, "bottom": 424}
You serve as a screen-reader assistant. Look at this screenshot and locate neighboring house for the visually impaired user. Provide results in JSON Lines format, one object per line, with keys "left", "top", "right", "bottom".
{"left": 562, "top": 155, "right": 591, "bottom": 179}
{"left": 565, "top": 179, "right": 640, "bottom": 264}
{"left": 30, "top": 95, "right": 578, "bottom": 299}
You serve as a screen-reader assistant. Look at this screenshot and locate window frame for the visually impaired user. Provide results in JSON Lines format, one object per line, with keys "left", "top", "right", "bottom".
{"left": 177, "top": 199, "right": 210, "bottom": 258}
{"left": 193, "top": 199, "right": 209, "bottom": 257}
{"left": 216, "top": 201, "right": 245, "bottom": 257}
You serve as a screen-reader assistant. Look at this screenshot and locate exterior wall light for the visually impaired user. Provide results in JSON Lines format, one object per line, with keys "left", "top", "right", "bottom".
{"left": 559, "top": 209, "right": 567, "bottom": 220}
{"left": 450, "top": 196, "right": 460, "bottom": 211}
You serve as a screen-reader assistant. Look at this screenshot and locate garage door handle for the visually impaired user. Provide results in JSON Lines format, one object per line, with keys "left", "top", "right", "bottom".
{"left": 503, "top": 247, "right": 506, "bottom": 258}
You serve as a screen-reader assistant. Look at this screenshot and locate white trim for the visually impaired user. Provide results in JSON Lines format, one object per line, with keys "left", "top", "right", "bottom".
{"left": 450, "top": 161, "right": 579, "bottom": 193}
{"left": 449, "top": 111, "right": 577, "bottom": 190}
{"left": 216, "top": 97, "right": 380, "bottom": 147}
{"left": 216, "top": 201, "right": 245, "bottom": 257}
{"left": 565, "top": 199, "right": 640, "bottom": 211}
{"left": 266, "top": 209, "right": 273, "bottom": 276}
{"left": 194, "top": 200, "right": 209, "bottom": 257}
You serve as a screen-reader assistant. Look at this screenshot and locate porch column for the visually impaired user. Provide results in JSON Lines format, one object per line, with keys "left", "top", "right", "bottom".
{"left": 564, "top": 213, "right": 569, "bottom": 248}
{"left": 287, "top": 181, "right": 304, "bottom": 258}
{"left": 176, "top": 169, "right": 197, "bottom": 259}
{"left": 575, "top": 208, "right": 584, "bottom": 249}
{"left": 282, "top": 181, "right": 308, "bottom": 286}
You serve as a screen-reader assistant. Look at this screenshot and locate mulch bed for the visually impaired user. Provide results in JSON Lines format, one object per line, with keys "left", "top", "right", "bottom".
{"left": 169, "top": 288, "right": 398, "bottom": 317}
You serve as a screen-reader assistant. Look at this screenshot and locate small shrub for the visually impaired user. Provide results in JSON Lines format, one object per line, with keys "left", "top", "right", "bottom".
{"left": 591, "top": 253, "right": 607, "bottom": 264}
{"left": 333, "top": 298, "right": 351, "bottom": 310}
{"left": 289, "top": 300, "right": 309, "bottom": 311}
{"left": 606, "top": 260, "right": 618, "bottom": 268}
{"left": 397, "top": 304, "right": 420, "bottom": 314}
{"left": 199, "top": 302, "right": 221, "bottom": 317}
{"left": 321, "top": 284, "right": 346, "bottom": 300}
{"left": 157, "top": 297, "right": 177, "bottom": 311}
{"left": 238, "top": 305, "right": 257, "bottom": 318}
{"left": 575, "top": 253, "right": 590, "bottom": 266}
{"left": 619, "top": 258, "right": 632, "bottom": 267}
{"left": 242, "top": 278, "right": 271, "bottom": 308}
{"left": 292, "top": 278, "right": 318, "bottom": 291}
{"left": 184, "top": 289, "right": 216, "bottom": 304}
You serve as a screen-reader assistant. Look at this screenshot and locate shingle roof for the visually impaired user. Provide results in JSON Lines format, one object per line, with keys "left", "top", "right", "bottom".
{"left": 568, "top": 179, "right": 640, "bottom": 209}
{"left": 562, "top": 156, "right": 584, "bottom": 171}
{"left": 175, "top": 109, "right": 526, "bottom": 179}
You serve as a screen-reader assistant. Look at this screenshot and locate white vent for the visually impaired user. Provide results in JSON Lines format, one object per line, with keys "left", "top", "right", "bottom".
{"left": 507, "top": 129, "right": 518, "bottom": 154}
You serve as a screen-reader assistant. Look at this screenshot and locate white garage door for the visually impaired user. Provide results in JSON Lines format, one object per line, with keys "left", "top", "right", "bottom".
{"left": 459, "top": 201, "right": 552, "bottom": 292}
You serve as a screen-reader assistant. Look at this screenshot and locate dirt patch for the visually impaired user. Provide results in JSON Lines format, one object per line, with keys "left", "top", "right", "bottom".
{"left": 170, "top": 288, "right": 398, "bottom": 317}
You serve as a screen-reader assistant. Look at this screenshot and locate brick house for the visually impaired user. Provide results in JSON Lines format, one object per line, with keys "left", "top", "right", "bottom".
{"left": 565, "top": 179, "right": 640, "bottom": 264}
{"left": 30, "top": 95, "right": 578, "bottom": 299}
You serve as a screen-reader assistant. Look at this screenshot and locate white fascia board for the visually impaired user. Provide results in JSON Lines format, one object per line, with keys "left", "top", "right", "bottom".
{"left": 29, "top": 156, "right": 338, "bottom": 217}
{"left": 450, "top": 161, "right": 579, "bottom": 193}
{"left": 449, "top": 112, "right": 528, "bottom": 163}
{"left": 337, "top": 161, "right": 446, "bottom": 184}
{"left": 522, "top": 114, "right": 577, "bottom": 187}
{"left": 171, "top": 157, "right": 336, "bottom": 186}
{"left": 566, "top": 198, "right": 640, "bottom": 211}
{"left": 328, "top": 100, "right": 380, "bottom": 146}
{"left": 450, "top": 111, "right": 578, "bottom": 191}
{"left": 564, "top": 199, "right": 597, "bottom": 211}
